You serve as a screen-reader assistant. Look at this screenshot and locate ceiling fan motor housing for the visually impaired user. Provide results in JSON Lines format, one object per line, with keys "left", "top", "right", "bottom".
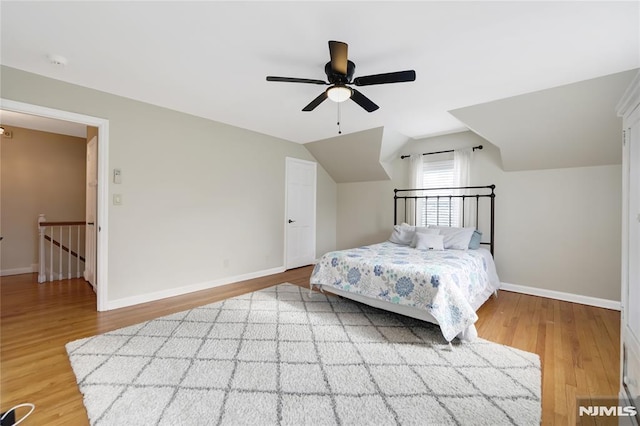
{"left": 325, "top": 60, "right": 355, "bottom": 84}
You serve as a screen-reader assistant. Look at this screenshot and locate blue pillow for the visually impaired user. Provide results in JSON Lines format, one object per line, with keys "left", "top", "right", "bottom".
{"left": 468, "top": 230, "right": 482, "bottom": 249}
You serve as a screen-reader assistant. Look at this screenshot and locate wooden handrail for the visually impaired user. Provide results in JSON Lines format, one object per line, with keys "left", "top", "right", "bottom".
{"left": 43, "top": 235, "right": 85, "bottom": 262}
{"left": 40, "top": 221, "right": 86, "bottom": 227}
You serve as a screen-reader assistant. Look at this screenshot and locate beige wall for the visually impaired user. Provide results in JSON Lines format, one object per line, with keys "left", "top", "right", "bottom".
{"left": 1, "top": 126, "right": 86, "bottom": 273}
{"left": 336, "top": 131, "right": 622, "bottom": 302}
{"left": 471, "top": 142, "right": 621, "bottom": 301}
{"left": 335, "top": 159, "right": 405, "bottom": 250}
{"left": 1, "top": 66, "right": 337, "bottom": 303}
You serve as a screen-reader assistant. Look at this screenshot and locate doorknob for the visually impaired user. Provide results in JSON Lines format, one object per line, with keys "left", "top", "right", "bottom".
{"left": 288, "top": 219, "right": 296, "bottom": 223}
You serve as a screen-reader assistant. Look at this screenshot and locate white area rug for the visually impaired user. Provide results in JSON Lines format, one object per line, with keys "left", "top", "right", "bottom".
{"left": 66, "top": 283, "right": 541, "bottom": 425}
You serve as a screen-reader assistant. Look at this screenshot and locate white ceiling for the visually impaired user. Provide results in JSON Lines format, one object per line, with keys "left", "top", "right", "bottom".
{"left": 1, "top": 1, "right": 638, "bottom": 144}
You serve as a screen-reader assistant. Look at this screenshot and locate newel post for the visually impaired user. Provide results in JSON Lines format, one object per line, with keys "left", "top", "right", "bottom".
{"left": 38, "top": 214, "right": 46, "bottom": 283}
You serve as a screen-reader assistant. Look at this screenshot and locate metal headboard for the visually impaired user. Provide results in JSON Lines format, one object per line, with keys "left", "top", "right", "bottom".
{"left": 393, "top": 185, "right": 496, "bottom": 255}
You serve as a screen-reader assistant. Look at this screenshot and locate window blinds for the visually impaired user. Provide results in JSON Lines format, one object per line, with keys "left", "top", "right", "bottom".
{"left": 421, "top": 157, "right": 459, "bottom": 226}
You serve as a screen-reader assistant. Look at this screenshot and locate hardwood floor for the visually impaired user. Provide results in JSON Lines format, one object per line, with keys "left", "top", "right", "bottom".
{"left": 475, "top": 289, "right": 620, "bottom": 425}
{"left": 1, "top": 269, "right": 619, "bottom": 425}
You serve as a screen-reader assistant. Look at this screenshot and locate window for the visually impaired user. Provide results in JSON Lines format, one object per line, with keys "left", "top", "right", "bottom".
{"left": 420, "top": 156, "right": 459, "bottom": 227}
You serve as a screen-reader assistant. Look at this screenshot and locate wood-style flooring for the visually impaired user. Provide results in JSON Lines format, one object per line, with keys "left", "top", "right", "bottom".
{"left": 1, "top": 268, "right": 620, "bottom": 425}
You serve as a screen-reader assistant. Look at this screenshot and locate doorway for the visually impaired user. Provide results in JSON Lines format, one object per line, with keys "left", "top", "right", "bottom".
{"left": 0, "top": 98, "right": 110, "bottom": 311}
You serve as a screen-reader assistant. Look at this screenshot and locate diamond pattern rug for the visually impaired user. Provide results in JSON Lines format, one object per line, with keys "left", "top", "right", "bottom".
{"left": 66, "top": 283, "right": 541, "bottom": 425}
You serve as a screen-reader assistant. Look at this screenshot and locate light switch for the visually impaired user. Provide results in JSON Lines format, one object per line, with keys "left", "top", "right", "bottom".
{"left": 113, "top": 169, "right": 122, "bottom": 184}
{"left": 113, "top": 194, "right": 123, "bottom": 205}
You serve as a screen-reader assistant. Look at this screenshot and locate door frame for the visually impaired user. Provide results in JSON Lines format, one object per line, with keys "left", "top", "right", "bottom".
{"left": 1, "top": 98, "right": 110, "bottom": 311}
{"left": 284, "top": 157, "right": 316, "bottom": 270}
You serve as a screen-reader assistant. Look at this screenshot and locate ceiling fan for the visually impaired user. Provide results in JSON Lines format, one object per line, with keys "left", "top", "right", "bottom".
{"left": 266, "top": 40, "right": 416, "bottom": 113}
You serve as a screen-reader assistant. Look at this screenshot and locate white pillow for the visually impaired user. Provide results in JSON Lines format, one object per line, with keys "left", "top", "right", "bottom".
{"left": 410, "top": 227, "right": 440, "bottom": 248}
{"left": 429, "top": 226, "right": 476, "bottom": 250}
{"left": 415, "top": 233, "right": 445, "bottom": 251}
{"left": 389, "top": 223, "right": 415, "bottom": 245}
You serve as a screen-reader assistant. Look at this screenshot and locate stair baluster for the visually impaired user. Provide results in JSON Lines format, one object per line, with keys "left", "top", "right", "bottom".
{"left": 37, "top": 214, "right": 86, "bottom": 283}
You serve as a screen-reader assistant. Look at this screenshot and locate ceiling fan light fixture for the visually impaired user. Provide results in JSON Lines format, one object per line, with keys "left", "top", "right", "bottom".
{"left": 327, "top": 85, "right": 352, "bottom": 103}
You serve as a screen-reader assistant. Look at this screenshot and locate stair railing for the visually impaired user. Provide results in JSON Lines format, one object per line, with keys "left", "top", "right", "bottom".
{"left": 37, "top": 214, "right": 86, "bottom": 283}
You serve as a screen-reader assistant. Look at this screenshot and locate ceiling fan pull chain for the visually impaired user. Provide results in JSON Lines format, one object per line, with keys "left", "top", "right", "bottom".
{"left": 337, "top": 103, "right": 342, "bottom": 134}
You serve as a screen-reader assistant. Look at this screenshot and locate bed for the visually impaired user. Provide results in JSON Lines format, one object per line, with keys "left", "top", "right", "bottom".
{"left": 310, "top": 185, "right": 499, "bottom": 342}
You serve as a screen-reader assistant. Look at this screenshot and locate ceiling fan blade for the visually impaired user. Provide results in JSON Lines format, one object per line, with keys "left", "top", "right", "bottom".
{"left": 350, "top": 89, "right": 379, "bottom": 112}
{"left": 353, "top": 70, "right": 416, "bottom": 86}
{"left": 266, "top": 76, "right": 327, "bottom": 85}
{"left": 302, "top": 91, "right": 328, "bottom": 111}
{"left": 328, "top": 40, "right": 348, "bottom": 75}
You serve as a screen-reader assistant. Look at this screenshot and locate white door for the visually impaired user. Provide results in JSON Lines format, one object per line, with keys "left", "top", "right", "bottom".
{"left": 84, "top": 136, "right": 97, "bottom": 291}
{"left": 285, "top": 157, "right": 316, "bottom": 269}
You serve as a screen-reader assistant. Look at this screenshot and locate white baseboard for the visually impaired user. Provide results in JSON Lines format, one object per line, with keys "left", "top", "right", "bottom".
{"left": 500, "top": 282, "right": 621, "bottom": 311}
{"left": 1, "top": 264, "right": 38, "bottom": 277}
{"left": 105, "top": 266, "right": 286, "bottom": 311}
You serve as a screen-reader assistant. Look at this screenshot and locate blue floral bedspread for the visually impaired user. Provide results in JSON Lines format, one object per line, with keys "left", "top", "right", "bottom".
{"left": 310, "top": 242, "right": 495, "bottom": 341}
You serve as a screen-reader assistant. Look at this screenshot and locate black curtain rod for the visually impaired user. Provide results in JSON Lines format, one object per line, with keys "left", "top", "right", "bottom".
{"left": 400, "top": 144, "right": 483, "bottom": 160}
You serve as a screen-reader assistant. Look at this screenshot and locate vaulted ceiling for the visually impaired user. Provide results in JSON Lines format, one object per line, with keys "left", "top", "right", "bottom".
{"left": 1, "top": 1, "right": 638, "bottom": 146}
{"left": 450, "top": 69, "right": 637, "bottom": 171}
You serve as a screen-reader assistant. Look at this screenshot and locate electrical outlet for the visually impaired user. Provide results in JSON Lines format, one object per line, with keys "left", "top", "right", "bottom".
{"left": 1, "top": 130, "right": 12, "bottom": 138}
{"left": 113, "top": 194, "right": 123, "bottom": 205}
